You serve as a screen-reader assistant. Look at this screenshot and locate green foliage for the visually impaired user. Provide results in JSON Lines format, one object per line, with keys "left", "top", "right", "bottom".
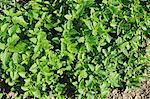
{"left": 0, "top": 0, "right": 149, "bottom": 99}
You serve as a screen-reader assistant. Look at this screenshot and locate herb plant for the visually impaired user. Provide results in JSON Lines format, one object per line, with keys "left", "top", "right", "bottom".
{"left": 0, "top": 0, "right": 150, "bottom": 99}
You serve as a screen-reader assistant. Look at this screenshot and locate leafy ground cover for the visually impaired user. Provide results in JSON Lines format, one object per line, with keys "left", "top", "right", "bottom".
{"left": 0, "top": 0, "right": 150, "bottom": 99}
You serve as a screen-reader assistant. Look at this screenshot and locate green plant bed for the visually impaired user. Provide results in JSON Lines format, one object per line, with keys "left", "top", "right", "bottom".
{"left": 0, "top": 0, "right": 149, "bottom": 99}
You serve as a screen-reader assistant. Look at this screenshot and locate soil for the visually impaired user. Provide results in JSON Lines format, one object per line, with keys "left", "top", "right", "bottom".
{"left": 107, "top": 80, "right": 150, "bottom": 99}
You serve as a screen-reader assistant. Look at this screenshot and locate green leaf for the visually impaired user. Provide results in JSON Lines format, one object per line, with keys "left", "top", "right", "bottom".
{"left": 32, "top": 89, "right": 41, "bottom": 98}
{"left": 116, "top": 37, "right": 123, "bottom": 44}
{"left": 78, "top": 70, "right": 88, "bottom": 81}
{"left": 87, "top": 92, "right": 95, "bottom": 99}
{"left": 10, "top": 71, "right": 19, "bottom": 81}
{"left": 66, "top": 20, "right": 72, "bottom": 29}
{"left": 108, "top": 72, "right": 120, "bottom": 87}
{"left": 34, "top": 45, "right": 40, "bottom": 53}
{"left": 12, "top": 53, "right": 19, "bottom": 64}
{"left": 106, "top": 34, "right": 112, "bottom": 43}
{"left": 17, "top": 65, "right": 25, "bottom": 72}
{"left": 8, "top": 81, "right": 15, "bottom": 86}
{"left": 54, "top": 27, "right": 63, "bottom": 32}
{"left": 79, "top": 79, "right": 85, "bottom": 92}
{"left": 1, "top": 23, "right": 9, "bottom": 32}
{"left": 35, "top": 21, "right": 42, "bottom": 28}
{"left": 64, "top": 14, "right": 72, "bottom": 20}
{"left": 67, "top": 43, "right": 78, "bottom": 53}
{"left": 8, "top": 34, "right": 20, "bottom": 46}
{"left": 57, "top": 68, "right": 65, "bottom": 75}
{"left": 0, "top": 93, "right": 3, "bottom": 99}
{"left": 4, "top": 9, "right": 14, "bottom": 16}
{"left": 18, "top": 72, "right": 26, "bottom": 78}
{"left": 12, "top": 16, "right": 27, "bottom": 27}
{"left": 23, "top": 92, "right": 29, "bottom": 98}
{"left": 8, "top": 25, "right": 19, "bottom": 36}
{"left": 52, "top": 37, "right": 59, "bottom": 44}
{"left": 21, "top": 86, "right": 28, "bottom": 91}
{"left": 75, "top": 4, "right": 84, "bottom": 18}
{"left": 86, "top": 75, "right": 94, "bottom": 88}
{"left": 0, "top": 43, "right": 5, "bottom": 50}
{"left": 15, "top": 42, "right": 27, "bottom": 52}
{"left": 1, "top": 51, "right": 11, "bottom": 70}
{"left": 88, "top": 64, "right": 94, "bottom": 71}
{"left": 100, "top": 81, "right": 110, "bottom": 98}
{"left": 29, "top": 63, "right": 37, "bottom": 73}
{"left": 42, "top": 66, "right": 50, "bottom": 73}
{"left": 110, "top": 20, "right": 117, "bottom": 28}
{"left": 30, "top": 38, "right": 37, "bottom": 44}
{"left": 78, "top": 37, "right": 84, "bottom": 43}
{"left": 102, "top": 49, "right": 107, "bottom": 57}
{"left": 37, "top": 72, "right": 41, "bottom": 85}
{"left": 85, "top": 42, "right": 92, "bottom": 52}
{"left": 84, "top": 19, "right": 93, "bottom": 30}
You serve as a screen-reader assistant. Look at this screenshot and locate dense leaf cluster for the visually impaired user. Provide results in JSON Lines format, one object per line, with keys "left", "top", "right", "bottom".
{"left": 0, "top": 0, "right": 150, "bottom": 98}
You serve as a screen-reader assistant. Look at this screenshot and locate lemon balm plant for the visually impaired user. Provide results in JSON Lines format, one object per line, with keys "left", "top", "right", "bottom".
{"left": 0, "top": 0, "right": 149, "bottom": 99}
